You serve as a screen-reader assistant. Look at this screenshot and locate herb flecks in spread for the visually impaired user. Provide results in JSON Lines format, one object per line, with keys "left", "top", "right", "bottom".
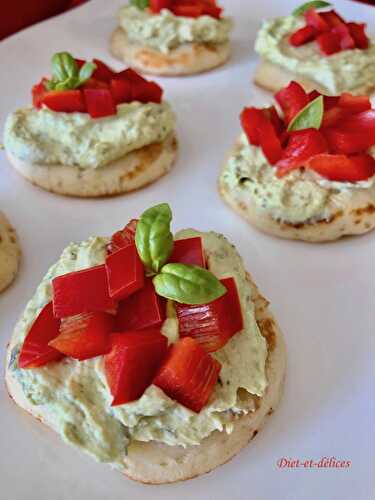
{"left": 118, "top": 3, "right": 231, "bottom": 54}
{"left": 13, "top": 205, "right": 267, "bottom": 461}
{"left": 3, "top": 52, "right": 175, "bottom": 169}
{"left": 255, "top": 7, "right": 374, "bottom": 95}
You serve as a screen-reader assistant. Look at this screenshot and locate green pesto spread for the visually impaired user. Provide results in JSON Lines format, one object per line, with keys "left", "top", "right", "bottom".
{"left": 11, "top": 230, "right": 267, "bottom": 467}
{"left": 220, "top": 135, "right": 375, "bottom": 224}
{"left": 118, "top": 5, "right": 232, "bottom": 54}
{"left": 255, "top": 15, "right": 375, "bottom": 95}
{"left": 4, "top": 102, "right": 175, "bottom": 169}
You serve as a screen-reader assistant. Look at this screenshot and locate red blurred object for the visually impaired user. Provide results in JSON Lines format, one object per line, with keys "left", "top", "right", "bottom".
{"left": 1, "top": 1, "right": 88, "bottom": 40}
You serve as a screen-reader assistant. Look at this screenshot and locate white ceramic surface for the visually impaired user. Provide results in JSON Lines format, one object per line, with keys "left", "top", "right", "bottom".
{"left": 1, "top": 1, "right": 374, "bottom": 498}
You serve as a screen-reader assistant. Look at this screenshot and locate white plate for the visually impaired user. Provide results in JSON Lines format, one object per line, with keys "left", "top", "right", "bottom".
{"left": 1, "top": 1, "right": 374, "bottom": 498}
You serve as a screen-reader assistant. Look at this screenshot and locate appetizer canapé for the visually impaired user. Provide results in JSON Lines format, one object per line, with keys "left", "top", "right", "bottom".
{"left": 219, "top": 81, "right": 375, "bottom": 241}
{"left": 111, "top": 0, "right": 232, "bottom": 76}
{"left": 0, "top": 212, "right": 20, "bottom": 293}
{"left": 254, "top": 1, "right": 374, "bottom": 96}
{"left": 6, "top": 204, "right": 285, "bottom": 483}
{"left": 3, "top": 52, "right": 177, "bottom": 197}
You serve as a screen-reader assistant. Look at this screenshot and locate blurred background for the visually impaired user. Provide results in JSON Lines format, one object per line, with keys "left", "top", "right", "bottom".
{"left": 1, "top": 0, "right": 374, "bottom": 41}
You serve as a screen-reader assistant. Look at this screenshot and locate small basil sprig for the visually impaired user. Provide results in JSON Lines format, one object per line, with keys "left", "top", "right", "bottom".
{"left": 130, "top": 0, "right": 150, "bottom": 9}
{"left": 135, "top": 203, "right": 174, "bottom": 275}
{"left": 153, "top": 263, "right": 226, "bottom": 305}
{"left": 45, "top": 52, "right": 96, "bottom": 91}
{"left": 287, "top": 96, "right": 324, "bottom": 132}
{"left": 292, "top": 1, "right": 331, "bottom": 16}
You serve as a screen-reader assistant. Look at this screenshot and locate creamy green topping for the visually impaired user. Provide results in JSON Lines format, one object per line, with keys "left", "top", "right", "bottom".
{"left": 221, "top": 135, "right": 375, "bottom": 224}
{"left": 12, "top": 230, "right": 267, "bottom": 466}
{"left": 255, "top": 15, "right": 375, "bottom": 95}
{"left": 4, "top": 102, "right": 175, "bottom": 168}
{"left": 118, "top": 5, "right": 232, "bottom": 53}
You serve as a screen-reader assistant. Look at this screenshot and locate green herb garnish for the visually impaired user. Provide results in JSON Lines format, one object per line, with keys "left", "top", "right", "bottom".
{"left": 45, "top": 52, "right": 96, "bottom": 91}
{"left": 135, "top": 203, "right": 174, "bottom": 275}
{"left": 287, "top": 96, "right": 324, "bottom": 132}
{"left": 130, "top": 0, "right": 150, "bottom": 9}
{"left": 153, "top": 263, "right": 226, "bottom": 305}
{"left": 292, "top": 1, "right": 331, "bottom": 16}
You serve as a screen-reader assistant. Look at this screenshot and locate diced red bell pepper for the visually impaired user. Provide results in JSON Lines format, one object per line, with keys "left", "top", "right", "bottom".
{"left": 323, "top": 110, "right": 375, "bottom": 154}
{"left": 110, "top": 78, "right": 132, "bottom": 104}
{"left": 332, "top": 24, "right": 355, "bottom": 50}
{"left": 309, "top": 90, "right": 340, "bottom": 111}
{"left": 202, "top": 4, "right": 222, "bottom": 19}
{"left": 105, "top": 330, "right": 168, "bottom": 406}
{"left": 289, "top": 25, "right": 317, "bottom": 46}
{"left": 131, "top": 81, "right": 163, "bottom": 104}
{"left": 277, "top": 128, "right": 329, "bottom": 177}
{"left": 320, "top": 10, "right": 346, "bottom": 28}
{"left": 275, "top": 81, "right": 309, "bottom": 124}
{"left": 338, "top": 93, "right": 371, "bottom": 114}
{"left": 52, "top": 264, "right": 117, "bottom": 318}
{"left": 171, "top": 4, "right": 204, "bottom": 18}
{"left": 240, "top": 107, "right": 283, "bottom": 164}
{"left": 322, "top": 106, "right": 349, "bottom": 128}
{"left": 154, "top": 337, "right": 221, "bottom": 412}
{"left": 40, "top": 90, "right": 86, "bottom": 113}
{"left": 18, "top": 302, "right": 64, "bottom": 369}
{"left": 304, "top": 8, "right": 329, "bottom": 32}
{"left": 81, "top": 78, "right": 109, "bottom": 90}
{"left": 107, "top": 219, "right": 138, "bottom": 254}
{"left": 176, "top": 277, "right": 243, "bottom": 353}
{"left": 347, "top": 22, "right": 369, "bottom": 50}
{"left": 92, "top": 59, "right": 117, "bottom": 82}
{"left": 169, "top": 237, "right": 205, "bottom": 268}
{"left": 49, "top": 311, "right": 113, "bottom": 361}
{"left": 115, "top": 278, "right": 166, "bottom": 331}
{"left": 32, "top": 80, "right": 47, "bottom": 109}
{"left": 105, "top": 243, "right": 144, "bottom": 301}
{"left": 150, "top": 0, "right": 173, "bottom": 13}
{"left": 83, "top": 88, "right": 117, "bottom": 118}
{"left": 263, "top": 106, "right": 284, "bottom": 136}
{"left": 316, "top": 31, "right": 342, "bottom": 55}
{"left": 117, "top": 68, "right": 147, "bottom": 84}
{"left": 307, "top": 153, "right": 375, "bottom": 182}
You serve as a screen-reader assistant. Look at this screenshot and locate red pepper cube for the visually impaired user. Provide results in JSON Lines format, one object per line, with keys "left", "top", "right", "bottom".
{"left": 19, "top": 302, "right": 64, "bottom": 369}
{"left": 107, "top": 219, "right": 138, "bottom": 254}
{"left": 241, "top": 107, "right": 283, "bottom": 164}
{"left": 49, "top": 311, "right": 113, "bottom": 361}
{"left": 347, "top": 22, "right": 369, "bottom": 50}
{"left": 131, "top": 81, "right": 163, "bottom": 104}
{"left": 289, "top": 25, "right": 317, "bottom": 46}
{"left": 307, "top": 153, "right": 375, "bottom": 182}
{"left": 92, "top": 59, "right": 117, "bottom": 82}
{"left": 105, "top": 330, "right": 168, "bottom": 406}
{"left": 105, "top": 243, "right": 144, "bottom": 301}
{"left": 332, "top": 24, "right": 355, "bottom": 50}
{"left": 32, "top": 79, "right": 47, "bottom": 109}
{"left": 277, "top": 129, "right": 328, "bottom": 177}
{"left": 110, "top": 78, "right": 132, "bottom": 104}
{"left": 275, "top": 81, "right": 309, "bottom": 124}
{"left": 169, "top": 237, "right": 206, "bottom": 268}
{"left": 320, "top": 10, "right": 346, "bottom": 28}
{"left": 83, "top": 88, "right": 117, "bottom": 118}
{"left": 176, "top": 277, "right": 243, "bottom": 353}
{"left": 338, "top": 93, "right": 371, "bottom": 114}
{"left": 316, "top": 31, "right": 342, "bottom": 55}
{"left": 52, "top": 264, "right": 117, "bottom": 319}
{"left": 304, "top": 8, "right": 330, "bottom": 33}
{"left": 115, "top": 278, "right": 166, "bottom": 331}
{"left": 41, "top": 90, "right": 86, "bottom": 113}
{"left": 117, "top": 68, "right": 147, "bottom": 83}
{"left": 154, "top": 337, "right": 221, "bottom": 413}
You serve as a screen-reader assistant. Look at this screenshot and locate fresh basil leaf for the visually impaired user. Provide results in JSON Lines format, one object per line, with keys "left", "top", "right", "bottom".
{"left": 78, "top": 61, "right": 97, "bottom": 85}
{"left": 51, "top": 52, "right": 79, "bottom": 83}
{"left": 130, "top": 0, "right": 150, "bottom": 9}
{"left": 135, "top": 203, "right": 173, "bottom": 274}
{"left": 54, "top": 76, "right": 80, "bottom": 91}
{"left": 292, "top": 1, "right": 331, "bottom": 16}
{"left": 153, "top": 263, "right": 227, "bottom": 305}
{"left": 44, "top": 79, "right": 57, "bottom": 91}
{"left": 287, "top": 96, "right": 324, "bottom": 132}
